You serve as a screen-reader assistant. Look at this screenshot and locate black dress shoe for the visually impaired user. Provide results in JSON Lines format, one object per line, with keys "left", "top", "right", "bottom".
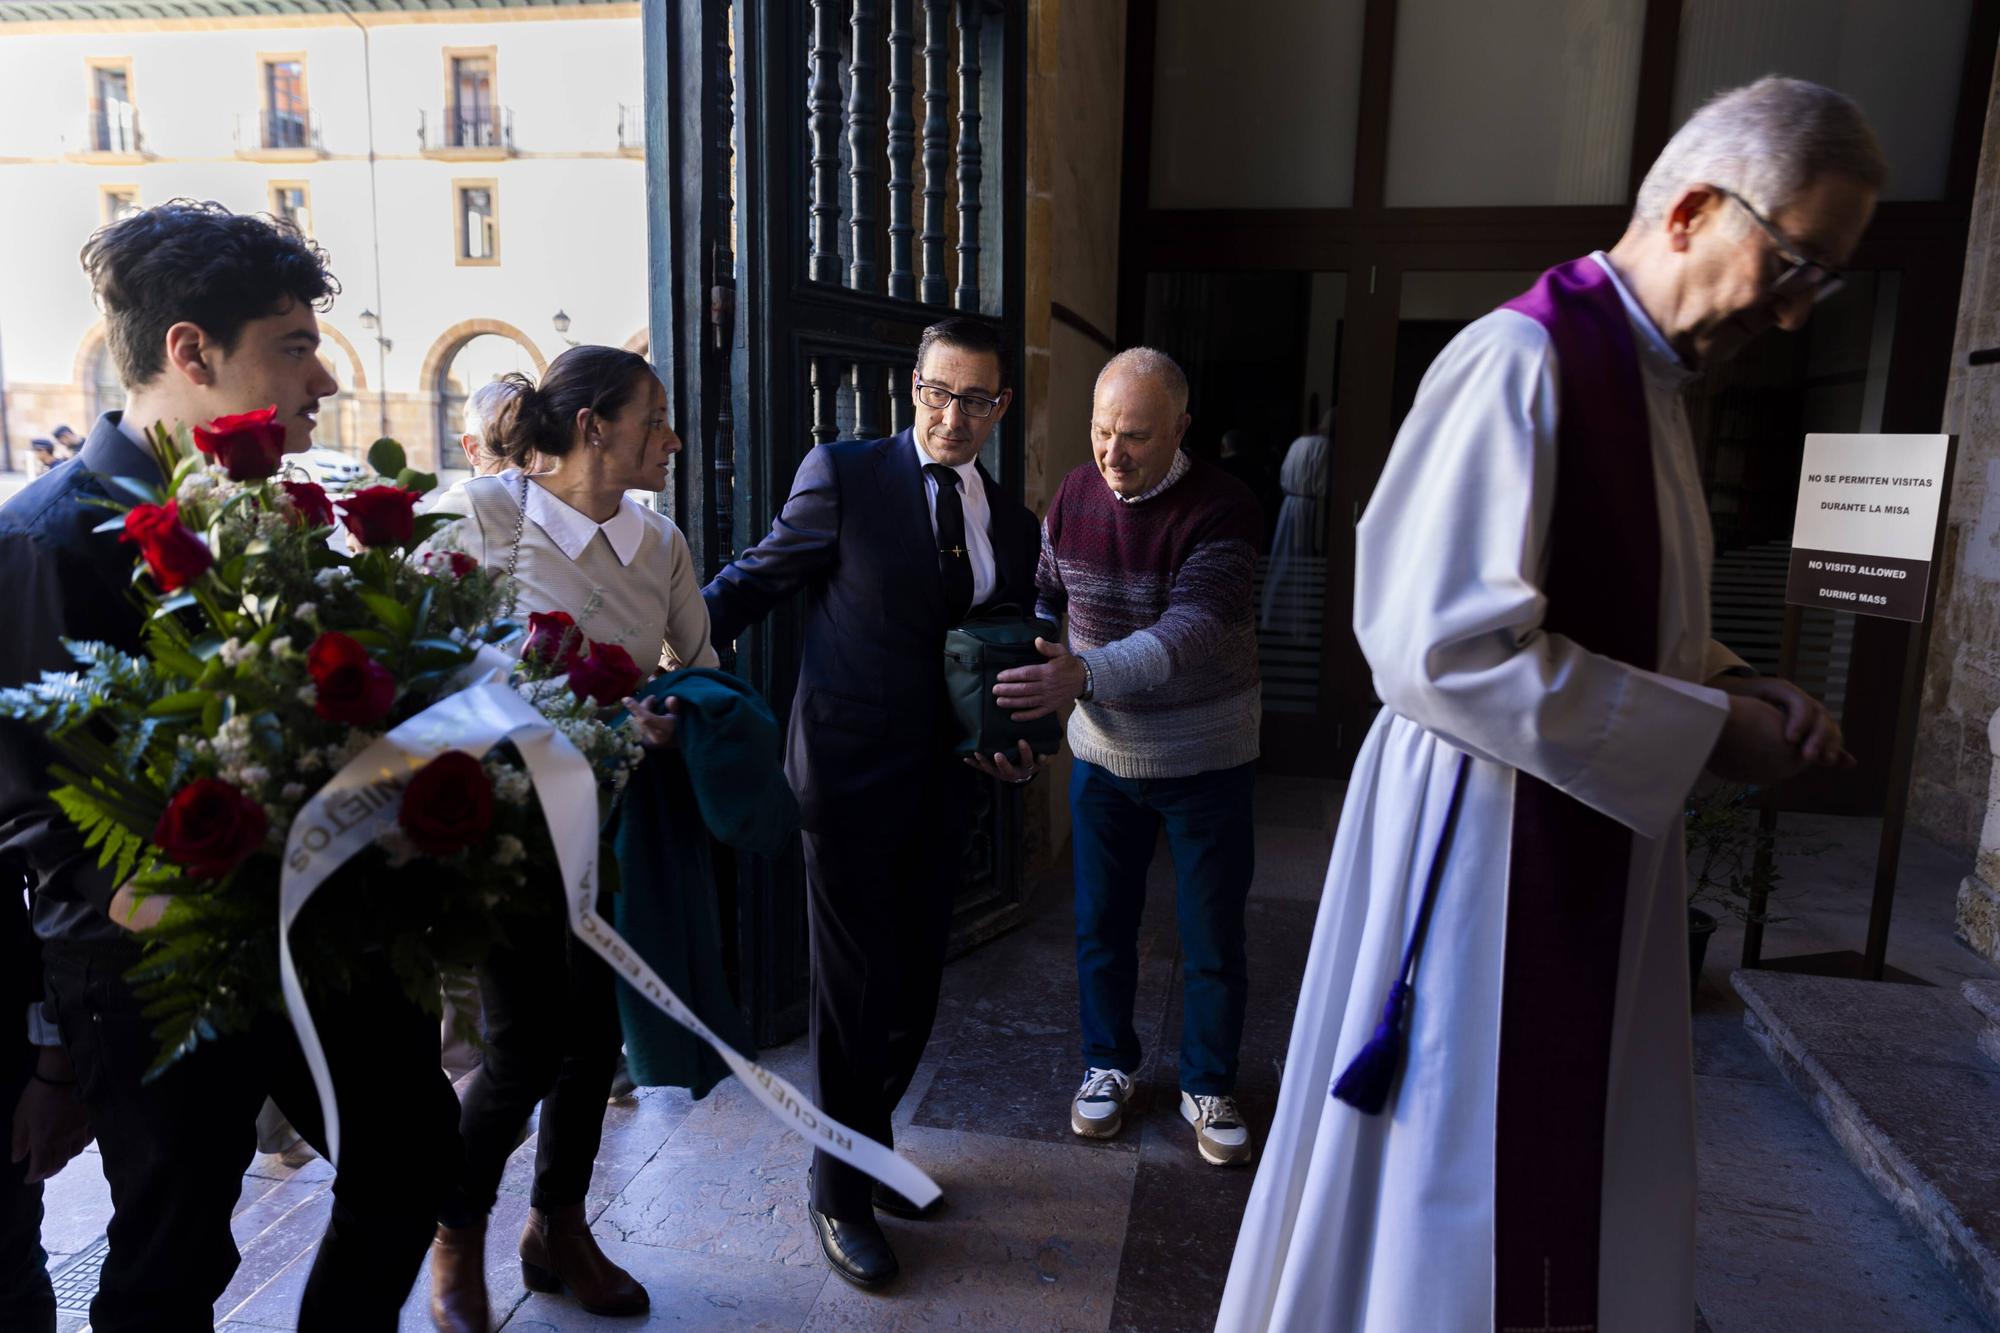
{"left": 872, "top": 1181, "right": 942, "bottom": 1220}
{"left": 809, "top": 1208, "right": 899, "bottom": 1288}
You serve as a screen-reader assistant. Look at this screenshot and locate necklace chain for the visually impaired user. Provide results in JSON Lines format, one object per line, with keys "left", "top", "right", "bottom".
{"left": 504, "top": 470, "right": 529, "bottom": 617}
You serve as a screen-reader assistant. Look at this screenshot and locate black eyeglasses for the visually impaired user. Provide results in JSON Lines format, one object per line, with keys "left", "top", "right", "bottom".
{"left": 914, "top": 380, "right": 1003, "bottom": 419}
{"left": 1715, "top": 186, "right": 1846, "bottom": 304}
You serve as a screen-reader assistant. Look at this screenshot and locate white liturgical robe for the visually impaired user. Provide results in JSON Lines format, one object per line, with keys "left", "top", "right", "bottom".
{"left": 1218, "top": 254, "right": 1735, "bottom": 1333}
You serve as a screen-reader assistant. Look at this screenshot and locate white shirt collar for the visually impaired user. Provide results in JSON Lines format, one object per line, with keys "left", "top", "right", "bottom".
{"left": 911, "top": 432, "right": 983, "bottom": 488}
{"left": 523, "top": 476, "right": 649, "bottom": 567}
{"left": 1590, "top": 251, "right": 1697, "bottom": 389}
{"left": 1115, "top": 448, "right": 1191, "bottom": 504}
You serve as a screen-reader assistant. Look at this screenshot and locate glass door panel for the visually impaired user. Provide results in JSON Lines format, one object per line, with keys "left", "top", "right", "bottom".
{"left": 1141, "top": 270, "right": 1348, "bottom": 762}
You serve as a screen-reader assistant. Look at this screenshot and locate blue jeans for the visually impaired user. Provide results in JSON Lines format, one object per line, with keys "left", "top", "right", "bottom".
{"left": 1071, "top": 758, "right": 1256, "bottom": 1095}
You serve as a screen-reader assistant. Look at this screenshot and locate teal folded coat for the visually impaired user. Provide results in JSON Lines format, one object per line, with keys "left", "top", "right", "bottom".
{"left": 608, "top": 668, "right": 799, "bottom": 1097}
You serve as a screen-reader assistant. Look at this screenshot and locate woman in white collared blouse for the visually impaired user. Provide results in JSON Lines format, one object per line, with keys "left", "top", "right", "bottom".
{"left": 424, "top": 346, "right": 714, "bottom": 1329}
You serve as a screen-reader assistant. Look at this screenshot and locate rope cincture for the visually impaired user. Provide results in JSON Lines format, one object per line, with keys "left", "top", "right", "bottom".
{"left": 1331, "top": 750, "right": 1472, "bottom": 1115}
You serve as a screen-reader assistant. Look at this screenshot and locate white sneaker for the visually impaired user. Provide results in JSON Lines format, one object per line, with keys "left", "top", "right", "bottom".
{"left": 1180, "top": 1091, "right": 1254, "bottom": 1166}
{"left": 1070, "top": 1067, "right": 1134, "bottom": 1139}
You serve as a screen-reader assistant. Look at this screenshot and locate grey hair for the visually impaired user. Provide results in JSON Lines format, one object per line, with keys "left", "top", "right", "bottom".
{"left": 1633, "top": 76, "right": 1887, "bottom": 227}
{"left": 1095, "top": 346, "right": 1189, "bottom": 414}
{"left": 462, "top": 377, "right": 524, "bottom": 444}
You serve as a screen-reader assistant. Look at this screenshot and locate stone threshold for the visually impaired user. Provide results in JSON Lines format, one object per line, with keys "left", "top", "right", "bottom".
{"left": 1734, "top": 968, "right": 2000, "bottom": 1331}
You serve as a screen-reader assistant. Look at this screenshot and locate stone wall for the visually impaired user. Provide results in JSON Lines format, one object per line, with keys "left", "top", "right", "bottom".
{"left": 1019, "top": 0, "right": 1127, "bottom": 873}
{"left": 4, "top": 382, "right": 89, "bottom": 458}
{"left": 1916, "top": 48, "right": 2000, "bottom": 857}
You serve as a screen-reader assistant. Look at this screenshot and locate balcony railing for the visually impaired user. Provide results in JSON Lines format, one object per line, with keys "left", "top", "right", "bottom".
{"left": 419, "top": 107, "right": 514, "bottom": 153}
{"left": 617, "top": 103, "right": 645, "bottom": 152}
{"left": 236, "top": 110, "right": 324, "bottom": 153}
{"left": 87, "top": 106, "right": 141, "bottom": 154}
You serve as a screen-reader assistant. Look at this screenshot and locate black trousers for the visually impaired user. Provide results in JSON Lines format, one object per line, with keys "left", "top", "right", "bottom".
{"left": 43, "top": 941, "right": 462, "bottom": 1333}
{"left": 0, "top": 1036, "right": 55, "bottom": 1333}
{"left": 804, "top": 764, "right": 975, "bottom": 1223}
{"left": 443, "top": 893, "right": 622, "bottom": 1226}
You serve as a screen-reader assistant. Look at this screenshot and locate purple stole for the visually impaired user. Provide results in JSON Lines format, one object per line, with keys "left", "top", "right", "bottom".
{"left": 1492, "top": 257, "right": 1660, "bottom": 1332}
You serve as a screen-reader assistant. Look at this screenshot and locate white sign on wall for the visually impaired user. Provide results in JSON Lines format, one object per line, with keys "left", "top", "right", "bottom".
{"left": 1784, "top": 434, "right": 1953, "bottom": 623}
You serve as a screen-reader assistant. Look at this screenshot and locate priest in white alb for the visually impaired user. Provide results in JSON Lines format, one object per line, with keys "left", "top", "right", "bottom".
{"left": 1219, "top": 77, "right": 1884, "bottom": 1333}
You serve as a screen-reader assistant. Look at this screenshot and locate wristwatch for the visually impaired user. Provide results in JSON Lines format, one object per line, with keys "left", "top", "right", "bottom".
{"left": 1078, "top": 656, "right": 1096, "bottom": 703}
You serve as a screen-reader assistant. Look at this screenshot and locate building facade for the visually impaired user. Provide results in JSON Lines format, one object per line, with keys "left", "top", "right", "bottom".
{"left": 0, "top": 0, "right": 648, "bottom": 477}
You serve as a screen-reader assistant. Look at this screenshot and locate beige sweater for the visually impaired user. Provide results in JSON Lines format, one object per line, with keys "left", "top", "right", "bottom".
{"left": 429, "top": 471, "right": 720, "bottom": 674}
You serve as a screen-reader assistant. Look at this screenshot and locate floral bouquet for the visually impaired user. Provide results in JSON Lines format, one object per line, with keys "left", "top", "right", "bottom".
{"left": 0, "top": 410, "right": 642, "bottom": 1074}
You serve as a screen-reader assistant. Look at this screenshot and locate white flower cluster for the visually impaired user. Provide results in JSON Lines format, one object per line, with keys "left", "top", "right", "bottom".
{"left": 253, "top": 507, "right": 293, "bottom": 541}
{"left": 207, "top": 714, "right": 257, "bottom": 771}
{"left": 513, "top": 677, "right": 566, "bottom": 710}
{"left": 175, "top": 469, "right": 220, "bottom": 502}
{"left": 290, "top": 733, "right": 375, "bottom": 783}
{"left": 552, "top": 714, "right": 646, "bottom": 792}
{"left": 217, "top": 638, "right": 261, "bottom": 668}
{"left": 484, "top": 759, "right": 534, "bottom": 807}
{"left": 550, "top": 715, "right": 598, "bottom": 754}
{"left": 492, "top": 834, "right": 526, "bottom": 867}
{"left": 187, "top": 714, "right": 285, "bottom": 805}
{"left": 312, "top": 567, "right": 355, "bottom": 591}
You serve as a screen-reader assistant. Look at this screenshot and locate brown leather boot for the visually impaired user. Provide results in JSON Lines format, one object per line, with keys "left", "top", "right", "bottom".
{"left": 519, "top": 1202, "right": 650, "bottom": 1316}
{"left": 428, "top": 1220, "right": 490, "bottom": 1333}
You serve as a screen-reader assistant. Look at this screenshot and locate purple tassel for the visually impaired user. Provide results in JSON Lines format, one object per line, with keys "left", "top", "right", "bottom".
{"left": 1329, "top": 751, "right": 1471, "bottom": 1118}
{"left": 1331, "top": 979, "right": 1412, "bottom": 1114}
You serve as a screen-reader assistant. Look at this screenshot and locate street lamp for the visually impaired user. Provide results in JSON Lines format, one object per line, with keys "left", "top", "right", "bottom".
{"left": 552, "top": 309, "right": 577, "bottom": 348}
{"left": 357, "top": 307, "right": 392, "bottom": 438}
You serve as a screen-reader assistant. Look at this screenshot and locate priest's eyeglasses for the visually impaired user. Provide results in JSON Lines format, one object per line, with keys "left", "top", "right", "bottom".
{"left": 915, "top": 380, "right": 1003, "bottom": 418}
{"left": 1715, "top": 186, "right": 1847, "bottom": 304}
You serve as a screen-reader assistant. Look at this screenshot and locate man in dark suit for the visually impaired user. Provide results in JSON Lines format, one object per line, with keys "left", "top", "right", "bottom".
{"left": 704, "top": 317, "right": 1044, "bottom": 1288}
{"left": 0, "top": 201, "right": 461, "bottom": 1331}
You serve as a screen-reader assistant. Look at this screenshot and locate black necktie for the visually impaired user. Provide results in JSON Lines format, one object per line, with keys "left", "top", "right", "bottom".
{"left": 925, "top": 462, "right": 974, "bottom": 622}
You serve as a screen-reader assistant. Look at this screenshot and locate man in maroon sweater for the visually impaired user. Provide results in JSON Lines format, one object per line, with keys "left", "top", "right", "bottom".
{"left": 995, "top": 348, "right": 1266, "bottom": 1167}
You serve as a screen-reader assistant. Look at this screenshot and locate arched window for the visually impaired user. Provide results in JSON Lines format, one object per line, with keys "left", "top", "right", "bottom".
{"left": 435, "top": 332, "right": 539, "bottom": 475}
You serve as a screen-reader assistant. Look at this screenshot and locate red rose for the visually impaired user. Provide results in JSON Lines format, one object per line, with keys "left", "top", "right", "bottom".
{"left": 194, "top": 406, "right": 287, "bottom": 481}
{"left": 424, "top": 550, "right": 478, "bottom": 580}
{"left": 522, "top": 611, "right": 583, "bottom": 670}
{"left": 154, "top": 777, "right": 269, "bottom": 880}
{"left": 119, "top": 499, "right": 214, "bottom": 592}
{"left": 567, "top": 639, "right": 642, "bottom": 707}
{"left": 281, "top": 479, "right": 336, "bottom": 529}
{"left": 307, "top": 631, "right": 397, "bottom": 726}
{"left": 336, "top": 485, "right": 423, "bottom": 549}
{"left": 398, "top": 750, "right": 493, "bottom": 855}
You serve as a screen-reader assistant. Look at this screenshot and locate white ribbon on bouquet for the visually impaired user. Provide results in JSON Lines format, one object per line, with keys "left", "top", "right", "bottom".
{"left": 276, "top": 667, "right": 940, "bottom": 1209}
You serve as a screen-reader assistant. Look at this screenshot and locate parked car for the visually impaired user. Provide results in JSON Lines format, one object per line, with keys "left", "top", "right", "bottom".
{"left": 284, "top": 446, "right": 368, "bottom": 492}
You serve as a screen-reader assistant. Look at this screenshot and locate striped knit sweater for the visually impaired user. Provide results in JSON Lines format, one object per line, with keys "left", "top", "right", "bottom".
{"left": 1035, "top": 454, "right": 1264, "bottom": 779}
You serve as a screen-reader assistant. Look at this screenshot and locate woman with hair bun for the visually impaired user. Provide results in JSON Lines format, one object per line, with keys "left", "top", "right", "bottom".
{"left": 423, "top": 345, "right": 715, "bottom": 1329}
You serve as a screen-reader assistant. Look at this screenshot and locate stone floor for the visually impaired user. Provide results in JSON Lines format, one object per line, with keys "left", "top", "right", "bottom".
{"left": 30, "top": 778, "right": 1996, "bottom": 1330}
{"left": 1693, "top": 812, "right": 1998, "bottom": 1332}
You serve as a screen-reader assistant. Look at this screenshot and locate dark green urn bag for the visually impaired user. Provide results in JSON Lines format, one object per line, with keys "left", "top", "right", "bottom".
{"left": 943, "top": 612, "right": 1066, "bottom": 758}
